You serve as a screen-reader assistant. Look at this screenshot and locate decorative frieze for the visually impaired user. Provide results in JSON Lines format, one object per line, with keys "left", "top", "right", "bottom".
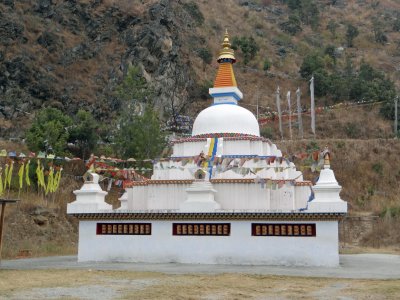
{"left": 172, "top": 223, "right": 230, "bottom": 236}
{"left": 252, "top": 223, "right": 316, "bottom": 237}
{"left": 74, "top": 212, "right": 345, "bottom": 221}
{"left": 96, "top": 223, "right": 151, "bottom": 235}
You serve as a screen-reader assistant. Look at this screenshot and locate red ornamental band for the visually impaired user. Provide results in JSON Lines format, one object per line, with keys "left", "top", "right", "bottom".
{"left": 251, "top": 223, "right": 316, "bottom": 237}
{"left": 96, "top": 223, "right": 152, "bottom": 235}
{"left": 172, "top": 223, "right": 231, "bottom": 236}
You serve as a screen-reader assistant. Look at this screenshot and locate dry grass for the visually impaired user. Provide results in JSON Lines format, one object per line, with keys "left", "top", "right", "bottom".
{"left": 0, "top": 270, "right": 399, "bottom": 300}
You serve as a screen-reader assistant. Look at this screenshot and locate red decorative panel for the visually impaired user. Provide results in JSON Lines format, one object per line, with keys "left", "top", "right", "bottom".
{"left": 172, "top": 223, "right": 230, "bottom": 236}
{"left": 96, "top": 223, "right": 151, "bottom": 235}
{"left": 252, "top": 223, "right": 316, "bottom": 237}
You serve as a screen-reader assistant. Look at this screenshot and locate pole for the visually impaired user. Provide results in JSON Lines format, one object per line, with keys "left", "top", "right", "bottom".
{"left": 296, "top": 87, "right": 303, "bottom": 139}
{"left": 276, "top": 86, "right": 283, "bottom": 139}
{"left": 395, "top": 96, "right": 398, "bottom": 138}
{"left": 256, "top": 91, "right": 259, "bottom": 121}
{"left": 0, "top": 203, "right": 6, "bottom": 262}
{"left": 287, "top": 91, "right": 292, "bottom": 140}
{"left": 310, "top": 76, "right": 316, "bottom": 138}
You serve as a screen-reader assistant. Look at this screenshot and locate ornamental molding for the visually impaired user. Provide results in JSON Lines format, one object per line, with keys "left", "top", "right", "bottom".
{"left": 70, "top": 212, "right": 345, "bottom": 221}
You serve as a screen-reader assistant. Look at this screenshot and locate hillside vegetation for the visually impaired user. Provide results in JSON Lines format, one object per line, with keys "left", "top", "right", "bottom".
{"left": 0, "top": 0, "right": 400, "bottom": 257}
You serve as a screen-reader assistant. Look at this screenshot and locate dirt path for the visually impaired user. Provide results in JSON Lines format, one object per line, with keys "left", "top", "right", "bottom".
{"left": 0, "top": 270, "right": 399, "bottom": 300}
{"left": 1, "top": 253, "right": 400, "bottom": 279}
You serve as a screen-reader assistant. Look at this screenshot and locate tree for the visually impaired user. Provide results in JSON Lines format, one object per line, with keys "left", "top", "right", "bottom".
{"left": 26, "top": 108, "right": 72, "bottom": 155}
{"left": 393, "top": 16, "right": 400, "bottom": 31}
{"left": 263, "top": 58, "right": 272, "bottom": 73}
{"left": 326, "top": 20, "right": 339, "bottom": 38}
{"left": 346, "top": 24, "right": 359, "bottom": 47}
{"left": 231, "top": 36, "right": 259, "bottom": 65}
{"left": 182, "top": 1, "right": 204, "bottom": 26}
{"left": 372, "top": 17, "right": 388, "bottom": 45}
{"left": 279, "top": 14, "right": 302, "bottom": 36}
{"left": 299, "top": 0, "right": 320, "bottom": 30}
{"left": 116, "top": 65, "right": 151, "bottom": 105}
{"left": 115, "top": 107, "right": 166, "bottom": 160}
{"left": 69, "top": 110, "right": 99, "bottom": 159}
{"left": 299, "top": 52, "right": 325, "bottom": 79}
{"left": 324, "top": 45, "right": 336, "bottom": 64}
{"left": 197, "top": 48, "right": 212, "bottom": 71}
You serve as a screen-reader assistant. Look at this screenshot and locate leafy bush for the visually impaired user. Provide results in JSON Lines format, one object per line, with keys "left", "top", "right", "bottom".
{"left": 115, "top": 107, "right": 166, "bottom": 160}
{"left": 279, "top": 14, "right": 302, "bottom": 36}
{"left": 263, "top": 58, "right": 271, "bottom": 72}
{"left": 183, "top": 2, "right": 204, "bottom": 26}
{"left": 231, "top": 36, "right": 259, "bottom": 65}
{"left": 260, "top": 126, "right": 274, "bottom": 139}
{"left": 344, "top": 122, "right": 361, "bottom": 138}
{"left": 26, "top": 108, "right": 72, "bottom": 155}
{"left": 197, "top": 48, "right": 212, "bottom": 70}
{"left": 346, "top": 23, "right": 359, "bottom": 47}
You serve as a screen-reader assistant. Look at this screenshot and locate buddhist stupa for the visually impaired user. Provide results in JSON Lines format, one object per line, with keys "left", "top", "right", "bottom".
{"left": 68, "top": 31, "right": 347, "bottom": 267}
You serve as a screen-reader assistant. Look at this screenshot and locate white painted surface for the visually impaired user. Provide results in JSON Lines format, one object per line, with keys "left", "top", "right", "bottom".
{"left": 180, "top": 181, "right": 220, "bottom": 212}
{"left": 209, "top": 86, "right": 243, "bottom": 100}
{"left": 192, "top": 104, "right": 260, "bottom": 137}
{"left": 67, "top": 173, "right": 112, "bottom": 213}
{"left": 308, "top": 165, "right": 347, "bottom": 213}
{"left": 78, "top": 220, "right": 339, "bottom": 266}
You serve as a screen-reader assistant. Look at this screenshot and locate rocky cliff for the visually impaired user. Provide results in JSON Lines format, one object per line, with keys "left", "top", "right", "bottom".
{"left": 0, "top": 0, "right": 202, "bottom": 138}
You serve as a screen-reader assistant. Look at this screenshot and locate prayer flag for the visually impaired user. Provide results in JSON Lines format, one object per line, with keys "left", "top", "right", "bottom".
{"left": 25, "top": 160, "right": 31, "bottom": 186}
{"left": 3, "top": 164, "right": 9, "bottom": 189}
{"left": 7, "top": 161, "right": 13, "bottom": 188}
{"left": 0, "top": 169, "right": 3, "bottom": 196}
{"left": 18, "top": 162, "right": 24, "bottom": 189}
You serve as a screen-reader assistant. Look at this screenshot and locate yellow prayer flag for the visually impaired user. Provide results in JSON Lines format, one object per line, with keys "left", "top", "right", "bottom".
{"left": 3, "top": 164, "right": 8, "bottom": 189}
{"left": 0, "top": 171, "right": 3, "bottom": 196}
{"left": 25, "top": 160, "right": 31, "bottom": 186}
{"left": 18, "top": 163, "right": 24, "bottom": 189}
{"left": 7, "top": 161, "right": 13, "bottom": 188}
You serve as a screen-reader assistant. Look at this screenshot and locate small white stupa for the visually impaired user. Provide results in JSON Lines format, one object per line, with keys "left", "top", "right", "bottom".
{"left": 68, "top": 31, "right": 347, "bottom": 266}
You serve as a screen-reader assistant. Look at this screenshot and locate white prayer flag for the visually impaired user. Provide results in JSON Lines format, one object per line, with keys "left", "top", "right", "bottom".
{"left": 276, "top": 86, "right": 283, "bottom": 139}
{"left": 310, "top": 76, "right": 316, "bottom": 136}
{"left": 296, "top": 87, "right": 303, "bottom": 139}
{"left": 287, "top": 91, "right": 292, "bottom": 140}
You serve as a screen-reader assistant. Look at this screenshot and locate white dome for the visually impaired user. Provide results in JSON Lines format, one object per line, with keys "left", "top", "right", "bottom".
{"left": 192, "top": 104, "right": 260, "bottom": 137}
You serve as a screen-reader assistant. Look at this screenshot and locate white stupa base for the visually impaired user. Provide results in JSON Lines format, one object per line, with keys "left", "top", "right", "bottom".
{"left": 67, "top": 173, "right": 112, "bottom": 213}
{"left": 180, "top": 180, "right": 220, "bottom": 212}
{"left": 307, "top": 200, "right": 347, "bottom": 213}
{"left": 77, "top": 220, "right": 340, "bottom": 267}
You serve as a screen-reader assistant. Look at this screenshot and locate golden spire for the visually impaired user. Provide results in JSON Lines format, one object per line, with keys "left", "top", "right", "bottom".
{"left": 323, "top": 146, "right": 331, "bottom": 168}
{"left": 217, "top": 29, "right": 236, "bottom": 63}
{"left": 213, "top": 30, "right": 238, "bottom": 88}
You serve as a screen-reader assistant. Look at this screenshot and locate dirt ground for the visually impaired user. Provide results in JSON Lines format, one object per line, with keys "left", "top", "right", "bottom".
{"left": 0, "top": 269, "right": 399, "bottom": 300}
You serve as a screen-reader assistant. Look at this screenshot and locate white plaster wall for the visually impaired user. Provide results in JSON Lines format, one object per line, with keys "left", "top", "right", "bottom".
{"left": 147, "top": 184, "right": 190, "bottom": 210}
{"left": 173, "top": 141, "right": 205, "bottom": 157}
{"left": 214, "top": 183, "right": 270, "bottom": 210}
{"left": 78, "top": 220, "right": 339, "bottom": 266}
{"left": 295, "top": 186, "right": 312, "bottom": 210}
{"left": 126, "top": 183, "right": 310, "bottom": 211}
{"left": 270, "top": 186, "right": 295, "bottom": 211}
{"left": 128, "top": 186, "right": 148, "bottom": 210}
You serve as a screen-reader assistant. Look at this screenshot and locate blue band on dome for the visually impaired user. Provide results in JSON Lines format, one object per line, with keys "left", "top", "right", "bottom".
{"left": 212, "top": 102, "right": 237, "bottom": 106}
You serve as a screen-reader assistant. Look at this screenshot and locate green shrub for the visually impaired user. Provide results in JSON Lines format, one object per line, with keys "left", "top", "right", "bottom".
{"left": 183, "top": 2, "right": 204, "bottom": 26}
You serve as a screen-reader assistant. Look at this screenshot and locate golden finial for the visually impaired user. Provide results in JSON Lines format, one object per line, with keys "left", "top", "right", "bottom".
{"left": 217, "top": 29, "right": 236, "bottom": 63}
{"left": 323, "top": 146, "right": 330, "bottom": 168}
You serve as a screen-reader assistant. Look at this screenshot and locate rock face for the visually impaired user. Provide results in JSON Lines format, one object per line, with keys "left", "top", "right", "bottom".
{"left": 0, "top": 0, "right": 200, "bottom": 138}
